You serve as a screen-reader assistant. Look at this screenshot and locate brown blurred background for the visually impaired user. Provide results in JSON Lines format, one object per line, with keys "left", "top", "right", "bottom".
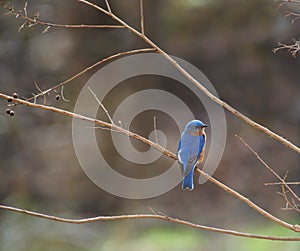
{"left": 0, "top": 0, "right": 299, "bottom": 250}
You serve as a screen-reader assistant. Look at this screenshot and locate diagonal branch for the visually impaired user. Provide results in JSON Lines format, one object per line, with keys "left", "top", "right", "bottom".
{"left": 0, "top": 93, "right": 174, "bottom": 159}
{"left": 26, "top": 48, "right": 156, "bottom": 103}
{"left": 105, "top": 0, "right": 112, "bottom": 13}
{"left": 77, "top": 0, "right": 300, "bottom": 154}
{"left": 236, "top": 135, "right": 300, "bottom": 203}
{"left": 195, "top": 168, "right": 300, "bottom": 232}
{"left": 0, "top": 92, "right": 299, "bottom": 232}
{"left": 78, "top": 0, "right": 110, "bottom": 16}
{"left": 88, "top": 87, "right": 114, "bottom": 125}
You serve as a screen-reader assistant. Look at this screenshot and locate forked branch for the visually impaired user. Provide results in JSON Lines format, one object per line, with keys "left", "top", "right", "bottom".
{"left": 0, "top": 0, "right": 298, "bottom": 152}
{"left": 0, "top": 0, "right": 299, "bottom": 242}
{"left": 0, "top": 1, "right": 124, "bottom": 31}
{"left": 76, "top": 0, "right": 300, "bottom": 154}
{"left": 26, "top": 48, "right": 155, "bottom": 103}
{"left": 236, "top": 135, "right": 300, "bottom": 203}
{"left": 273, "top": 40, "right": 300, "bottom": 57}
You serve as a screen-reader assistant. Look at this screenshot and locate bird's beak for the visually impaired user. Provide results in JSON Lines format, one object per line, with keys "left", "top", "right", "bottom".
{"left": 195, "top": 124, "right": 207, "bottom": 129}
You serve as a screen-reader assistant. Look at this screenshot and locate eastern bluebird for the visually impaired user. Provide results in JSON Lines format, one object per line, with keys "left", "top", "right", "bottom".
{"left": 177, "top": 120, "right": 207, "bottom": 190}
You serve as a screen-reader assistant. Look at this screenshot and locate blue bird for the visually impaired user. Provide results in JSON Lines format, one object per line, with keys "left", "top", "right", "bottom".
{"left": 177, "top": 120, "right": 207, "bottom": 190}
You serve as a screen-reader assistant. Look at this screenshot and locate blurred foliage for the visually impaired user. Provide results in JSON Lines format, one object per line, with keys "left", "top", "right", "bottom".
{"left": 0, "top": 0, "right": 299, "bottom": 250}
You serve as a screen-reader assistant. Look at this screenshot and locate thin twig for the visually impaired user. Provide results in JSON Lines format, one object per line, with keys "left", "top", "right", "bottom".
{"left": 77, "top": 0, "right": 300, "bottom": 154}
{"left": 26, "top": 48, "right": 155, "bottom": 102}
{"left": 195, "top": 168, "right": 300, "bottom": 232}
{"left": 140, "top": 0, "right": 145, "bottom": 35}
{"left": 105, "top": 0, "right": 112, "bottom": 13}
{"left": 273, "top": 40, "right": 300, "bottom": 57}
{"left": 78, "top": 0, "right": 110, "bottom": 15}
{"left": 265, "top": 182, "right": 300, "bottom": 186}
{"left": 88, "top": 126, "right": 123, "bottom": 134}
{"left": 60, "top": 85, "right": 69, "bottom": 102}
{"left": 23, "top": 2, "right": 27, "bottom": 17}
{"left": 153, "top": 116, "right": 158, "bottom": 144}
{"left": 148, "top": 207, "right": 158, "bottom": 215}
{"left": 285, "top": 11, "right": 300, "bottom": 24}
{"left": 34, "top": 24, "right": 124, "bottom": 29}
{"left": 280, "top": 173, "right": 300, "bottom": 212}
{"left": 88, "top": 87, "right": 114, "bottom": 125}
{"left": 0, "top": 2, "right": 123, "bottom": 29}
{"left": 236, "top": 135, "right": 300, "bottom": 203}
{"left": 33, "top": 82, "right": 47, "bottom": 104}
{"left": 34, "top": 82, "right": 43, "bottom": 94}
{"left": 276, "top": 0, "right": 300, "bottom": 10}
{"left": 0, "top": 204, "right": 299, "bottom": 241}
{"left": 277, "top": 0, "right": 300, "bottom": 5}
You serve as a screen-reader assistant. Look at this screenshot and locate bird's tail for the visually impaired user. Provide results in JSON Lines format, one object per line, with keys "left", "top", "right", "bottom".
{"left": 182, "top": 170, "right": 194, "bottom": 190}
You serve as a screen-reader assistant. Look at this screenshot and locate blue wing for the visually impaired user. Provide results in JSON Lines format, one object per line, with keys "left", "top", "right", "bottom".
{"left": 180, "top": 134, "right": 206, "bottom": 190}
{"left": 177, "top": 138, "right": 185, "bottom": 176}
{"left": 177, "top": 138, "right": 181, "bottom": 154}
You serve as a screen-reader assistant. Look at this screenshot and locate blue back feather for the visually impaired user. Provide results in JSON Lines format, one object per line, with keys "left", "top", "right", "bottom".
{"left": 177, "top": 120, "right": 206, "bottom": 190}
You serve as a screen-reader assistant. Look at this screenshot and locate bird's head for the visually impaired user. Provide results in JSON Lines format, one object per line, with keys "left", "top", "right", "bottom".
{"left": 185, "top": 120, "right": 207, "bottom": 136}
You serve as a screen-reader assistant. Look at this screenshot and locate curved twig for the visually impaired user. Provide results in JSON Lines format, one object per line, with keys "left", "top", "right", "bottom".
{"left": 0, "top": 204, "right": 299, "bottom": 241}
{"left": 26, "top": 48, "right": 156, "bottom": 102}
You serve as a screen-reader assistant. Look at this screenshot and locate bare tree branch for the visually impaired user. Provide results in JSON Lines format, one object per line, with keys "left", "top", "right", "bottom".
{"left": 77, "top": 0, "right": 300, "bottom": 154}
{"left": 105, "top": 0, "right": 112, "bottom": 13}
{"left": 1, "top": 0, "right": 299, "bottom": 152}
{"left": 0, "top": 0, "right": 299, "bottom": 242}
{"left": 0, "top": 92, "right": 299, "bottom": 233}
{"left": 236, "top": 135, "right": 300, "bottom": 203}
{"left": 195, "top": 169, "right": 300, "bottom": 232}
{"left": 265, "top": 182, "right": 300, "bottom": 186}
{"left": 0, "top": 204, "right": 299, "bottom": 241}
{"left": 0, "top": 93, "right": 174, "bottom": 160}
{"left": 275, "top": 1, "right": 300, "bottom": 56}
{"left": 273, "top": 40, "right": 300, "bottom": 57}
{"left": 279, "top": 173, "right": 300, "bottom": 212}
{"left": 140, "top": 0, "right": 145, "bottom": 35}
{"left": 153, "top": 116, "right": 158, "bottom": 144}
{"left": 88, "top": 87, "right": 114, "bottom": 125}
{"left": 26, "top": 48, "right": 156, "bottom": 103}
{"left": 0, "top": 1, "right": 123, "bottom": 29}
